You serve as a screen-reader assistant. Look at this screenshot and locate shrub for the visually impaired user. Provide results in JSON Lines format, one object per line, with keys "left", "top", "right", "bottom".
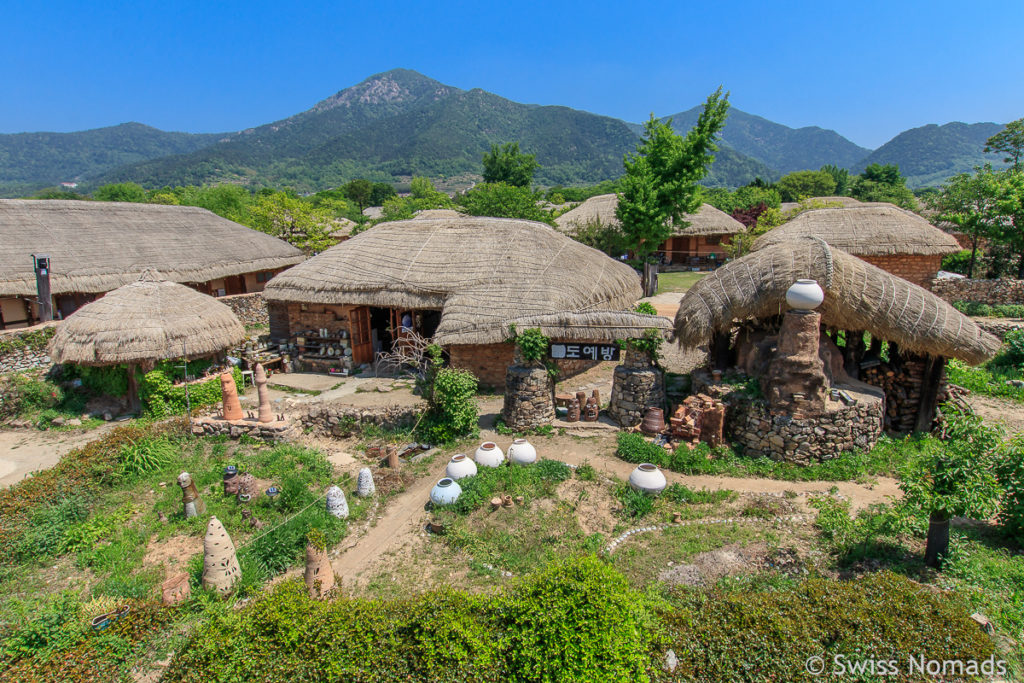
{"left": 663, "top": 482, "right": 736, "bottom": 504}
{"left": 140, "top": 365, "right": 242, "bottom": 418}
{"left": 510, "top": 326, "right": 549, "bottom": 364}
{"left": 998, "top": 434, "right": 1024, "bottom": 543}
{"left": 418, "top": 366, "right": 479, "bottom": 445}
{"left": 616, "top": 432, "right": 669, "bottom": 467}
{"left": 0, "top": 373, "right": 62, "bottom": 420}
{"left": 942, "top": 249, "right": 978, "bottom": 276}
{"left": 997, "top": 328, "right": 1024, "bottom": 368}
{"left": 616, "top": 484, "right": 655, "bottom": 519}
{"left": 117, "top": 435, "right": 176, "bottom": 478}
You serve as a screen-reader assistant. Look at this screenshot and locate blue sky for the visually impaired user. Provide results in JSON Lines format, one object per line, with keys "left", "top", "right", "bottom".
{"left": 1, "top": 0, "right": 1021, "bottom": 149}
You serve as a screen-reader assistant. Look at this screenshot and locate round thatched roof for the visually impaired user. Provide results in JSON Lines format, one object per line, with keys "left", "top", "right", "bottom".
{"left": 48, "top": 274, "right": 246, "bottom": 366}
{"left": 264, "top": 216, "right": 646, "bottom": 345}
{"left": 554, "top": 194, "right": 745, "bottom": 237}
{"left": 778, "top": 196, "right": 864, "bottom": 213}
{"left": 673, "top": 239, "right": 999, "bottom": 364}
{"left": 413, "top": 209, "right": 467, "bottom": 220}
{"left": 753, "top": 204, "right": 961, "bottom": 256}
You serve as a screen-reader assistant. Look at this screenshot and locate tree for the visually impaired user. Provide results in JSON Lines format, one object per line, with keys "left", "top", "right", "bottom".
{"left": 369, "top": 182, "right": 396, "bottom": 206}
{"left": 775, "top": 170, "right": 836, "bottom": 202}
{"left": 926, "top": 166, "right": 1003, "bottom": 277}
{"left": 984, "top": 118, "right": 1024, "bottom": 170}
{"left": 94, "top": 182, "right": 147, "bottom": 203}
{"left": 247, "top": 192, "right": 338, "bottom": 252}
{"left": 482, "top": 142, "right": 539, "bottom": 187}
{"left": 849, "top": 163, "right": 916, "bottom": 209}
{"left": 457, "top": 182, "right": 553, "bottom": 224}
{"left": 991, "top": 170, "right": 1024, "bottom": 277}
{"left": 616, "top": 88, "right": 730, "bottom": 295}
{"left": 343, "top": 179, "right": 373, "bottom": 212}
{"left": 900, "top": 413, "right": 1003, "bottom": 568}
{"left": 820, "top": 164, "right": 850, "bottom": 195}
{"left": 409, "top": 176, "right": 452, "bottom": 210}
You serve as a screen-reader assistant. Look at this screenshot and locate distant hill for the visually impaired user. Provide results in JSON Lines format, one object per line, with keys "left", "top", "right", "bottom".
{"left": 663, "top": 107, "right": 870, "bottom": 173}
{"left": 853, "top": 122, "right": 1007, "bottom": 188}
{"left": 0, "top": 123, "right": 221, "bottom": 196}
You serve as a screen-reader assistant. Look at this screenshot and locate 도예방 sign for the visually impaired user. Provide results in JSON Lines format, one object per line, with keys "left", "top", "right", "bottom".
{"left": 549, "top": 343, "right": 620, "bottom": 362}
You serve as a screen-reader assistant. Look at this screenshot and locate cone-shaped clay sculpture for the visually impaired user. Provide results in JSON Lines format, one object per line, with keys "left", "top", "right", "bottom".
{"left": 254, "top": 363, "right": 274, "bottom": 423}
{"left": 178, "top": 472, "right": 205, "bottom": 518}
{"left": 326, "top": 485, "right": 349, "bottom": 518}
{"left": 202, "top": 516, "right": 241, "bottom": 596}
{"left": 356, "top": 467, "right": 376, "bottom": 497}
{"left": 220, "top": 372, "right": 244, "bottom": 421}
{"left": 304, "top": 543, "right": 335, "bottom": 598}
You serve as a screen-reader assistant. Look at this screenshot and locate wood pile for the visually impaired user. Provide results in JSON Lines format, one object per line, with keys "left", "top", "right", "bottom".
{"left": 860, "top": 357, "right": 940, "bottom": 434}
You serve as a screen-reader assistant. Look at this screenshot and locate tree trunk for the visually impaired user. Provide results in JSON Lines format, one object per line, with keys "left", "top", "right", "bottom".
{"left": 968, "top": 231, "right": 979, "bottom": 279}
{"left": 126, "top": 364, "right": 140, "bottom": 415}
{"left": 642, "top": 261, "right": 659, "bottom": 297}
{"left": 924, "top": 510, "right": 951, "bottom": 568}
{"left": 914, "top": 355, "right": 945, "bottom": 433}
{"left": 1017, "top": 252, "right": 1024, "bottom": 280}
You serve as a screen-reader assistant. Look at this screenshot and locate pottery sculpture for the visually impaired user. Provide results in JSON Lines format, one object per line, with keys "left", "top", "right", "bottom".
{"left": 222, "top": 465, "right": 239, "bottom": 496}
{"left": 220, "top": 372, "right": 244, "bottom": 421}
{"left": 629, "top": 463, "right": 668, "bottom": 495}
{"left": 177, "top": 471, "right": 205, "bottom": 518}
{"left": 356, "top": 467, "right": 376, "bottom": 497}
{"left": 325, "top": 485, "right": 349, "bottom": 518}
{"left": 254, "top": 363, "right": 273, "bottom": 423}
{"left": 429, "top": 477, "right": 462, "bottom": 506}
{"left": 474, "top": 442, "right": 505, "bottom": 468}
{"left": 567, "top": 399, "right": 580, "bottom": 422}
{"left": 202, "top": 517, "right": 241, "bottom": 595}
{"left": 641, "top": 407, "right": 666, "bottom": 435}
{"left": 507, "top": 438, "right": 537, "bottom": 466}
{"left": 445, "top": 454, "right": 478, "bottom": 480}
{"left": 786, "top": 279, "right": 824, "bottom": 310}
{"left": 304, "top": 543, "right": 335, "bottom": 598}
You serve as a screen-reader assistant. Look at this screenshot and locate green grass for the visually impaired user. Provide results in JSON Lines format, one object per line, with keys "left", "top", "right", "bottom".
{"left": 947, "top": 359, "right": 1024, "bottom": 402}
{"left": 656, "top": 270, "right": 706, "bottom": 294}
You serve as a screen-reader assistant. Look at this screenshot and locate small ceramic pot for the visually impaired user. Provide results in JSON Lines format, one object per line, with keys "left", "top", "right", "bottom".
{"left": 474, "top": 442, "right": 505, "bottom": 468}
{"left": 507, "top": 438, "right": 537, "bottom": 466}
{"left": 629, "top": 463, "right": 668, "bottom": 495}
{"left": 430, "top": 477, "right": 462, "bottom": 506}
{"left": 786, "top": 279, "right": 824, "bottom": 310}
{"left": 446, "top": 454, "right": 478, "bottom": 480}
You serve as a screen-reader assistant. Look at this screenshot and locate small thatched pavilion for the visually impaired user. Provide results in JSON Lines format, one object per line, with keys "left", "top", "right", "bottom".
{"left": 752, "top": 204, "right": 961, "bottom": 288}
{"left": 555, "top": 194, "right": 745, "bottom": 269}
{"left": 674, "top": 238, "right": 999, "bottom": 436}
{"left": 264, "top": 216, "right": 671, "bottom": 386}
{"left": 48, "top": 273, "right": 246, "bottom": 411}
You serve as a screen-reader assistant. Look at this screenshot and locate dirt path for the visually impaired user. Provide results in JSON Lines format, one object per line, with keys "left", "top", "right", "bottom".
{"left": 967, "top": 394, "right": 1024, "bottom": 434}
{"left": 0, "top": 426, "right": 114, "bottom": 487}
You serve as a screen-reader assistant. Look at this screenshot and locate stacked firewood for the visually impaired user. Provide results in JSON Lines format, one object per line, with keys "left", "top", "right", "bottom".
{"left": 668, "top": 394, "right": 725, "bottom": 446}
{"left": 861, "top": 358, "right": 931, "bottom": 433}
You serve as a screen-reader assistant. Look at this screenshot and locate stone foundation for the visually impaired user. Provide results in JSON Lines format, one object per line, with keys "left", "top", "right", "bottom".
{"left": 608, "top": 348, "right": 665, "bottom": 427}
{"left": 930, "top": 277, "right": 1024, "bottom": 306}
{"left": 503, "top": 364, "right": 554, "bottom": 430}
{"left": 191, "top": 417, "right": 296, "bottom": 441}
{"left": 219, "top": 292, "right": 269, "bottom": 329}
{"left": 0, "top": 322, "right": 57, "bottom": 374}
{"left": 300, "top": 402, "right": 425, "bottom": 437}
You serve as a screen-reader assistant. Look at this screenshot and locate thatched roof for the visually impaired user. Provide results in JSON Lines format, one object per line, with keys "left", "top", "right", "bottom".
{"left": 48, "top": 273, "right": 246, "bottom": 366}
{"left": 412, "top": 209, "right": 467, "bottom": 220}
{"left": 554, "top": 194, "right": 745, "bottom": 237}
{"left": 362, "top": 206, "right": 384, "bottom": 219}
{"left": 264, "top": 216, "right": 644, "bottom": 346}
{"left": 778, "top": 196, "right": 864, "bottom": 213}
{"left": 673, "top": 239, "right": 1000, "bottom": 364}
{"left": 753, "top": 204, "right": 961, "bottom": 256}
{"left": 0, "top": 200, "right": 304, "bottom": 298}
{"left": 329, "top": 217, "right": 357, "bottom": 239}
{"left": 501, "top": 311, "right": 671, "bottom": 344}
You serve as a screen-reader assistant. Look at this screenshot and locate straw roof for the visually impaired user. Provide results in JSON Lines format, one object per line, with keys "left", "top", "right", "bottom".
{"left": 264, "top": 216, "right": 645, "bottom": 346}
{"left": 48, "top": 273, "right": 246, "bottom": 365}
{"left": 412, "top": 209, "right": 467, "bottom": 220}
{"left": 329, "top": 217, "right": 357, "bottom": 239}
{"left": 778, "top": 196, "right": 864, "bottom": 213}
{"left": 502, "top": 311, "right": 672, "bottom": 343}
{"left": 554, "top": 194, "right": 745, "bottom": 237}
{"left": 0, "top": 200, "right": 304, "bottom": 298}
{"left": 673, "top": 239, "right": 1000, "bottom": 364}
{"left": 752, "top": 204, "right": 961, "bottom": 256}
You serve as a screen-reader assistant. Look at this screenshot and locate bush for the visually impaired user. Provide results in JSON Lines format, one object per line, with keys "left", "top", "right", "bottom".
{"left": 997, "top": 329, "right": 1024, "bottom": 368}
{"left": 942, "top": 250, "right": 978, "bottom": 276}
{"left": 117, "top": 436, "right": 176, "bottom": 478}
{"left": 616, "top": 432, "right": 669, "bottom": 467}
{"left": 663, "top": 482, "right": 736, "bottom": 505}
{"left": 950, "top": 300, "right": 1024, "bottom": 319}
{"left": 946, "top": 359, "right": 1024, "bottom": 401}
{"left": 140, "top": 365, "right": 242, "bottom": 418}
{"left": 616, "top": 484, "right": 655, "bottom": 519}
{"left": 0, "top": 373, "right": 62, "bottom": 420}
{"left": 511, "top": 326, "right": 549, "bottom": 364}
{"left": 417, "top": 355, "right": 479, "bottom": 445}
{"left": 998, "top": 434, "right": 1024, "bottom": 543}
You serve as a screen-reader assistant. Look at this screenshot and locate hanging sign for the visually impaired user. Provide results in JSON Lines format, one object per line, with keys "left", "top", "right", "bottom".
{"left": 549, "top": 343, "right": 620, "bottom": 361}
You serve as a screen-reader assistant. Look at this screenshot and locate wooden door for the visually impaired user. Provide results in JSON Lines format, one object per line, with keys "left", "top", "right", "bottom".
{"left": 350, "top": 306, "right": 373, "bottom": 365}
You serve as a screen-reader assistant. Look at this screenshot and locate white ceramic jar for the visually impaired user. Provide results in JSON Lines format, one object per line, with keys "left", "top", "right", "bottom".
{"left": 430, "top": 477, "right": 462, "bottom": 506}
{"left": 628, "top": 463, "right": 668, "bottom": 495}
{"left": 446, "top": 454, "right": 478, "bottom": 480}
{"left": 474, "top": 441, "right": 505, "bottom": 468}
{"left": 785, "top": 279, "right": 824, "bottom": 310}
{"left": 507, "top": 438, "right": 537, "bottom": 466}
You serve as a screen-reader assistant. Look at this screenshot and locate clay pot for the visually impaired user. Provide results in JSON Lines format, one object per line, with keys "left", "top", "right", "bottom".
{"left": 786, "top": 279, "right": 824, "bottom": 310}
{"left": 430, "top": 478, "right": 462, "bottom": 506}
{"left": 507, "top": 438, "right": 537, "bottom": 466}
{"left": 445, "top": 454, "right": 478, "bottom": 480}
{"left": 474, "top": 442, "right": 505, "bottom": 468}
{"left": 629, "top": 463, "right": 668, "bottom": 495}
{"left": 304, "top": 543, "right": 335, "bottom": 598}
{"left": 501, "top": 494, "right": 514, "bottom": 508}
{"left": 202, "top": 517, "right": 241, "bottom": 595}
{"left": 641, "top": 407, "right": 666, "bottom": 435}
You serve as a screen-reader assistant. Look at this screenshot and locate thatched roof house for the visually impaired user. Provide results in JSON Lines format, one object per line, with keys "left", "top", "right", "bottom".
{"left": 752, "top": 204, "right": 960, "bottom": 288}
{"left": 265, "top": 216, "right": 668, "bottom": 385}
{"left": 674, "top": 238, "right": 998, "bottom": 365}
{"left": 778, "top": 196, "right": 864, "bottom": 213}
{"left": 0, "top": 200, "right": 303, "bottom": 328}
{"left": 555, "top": 194, "right": 745, "bottom": 267}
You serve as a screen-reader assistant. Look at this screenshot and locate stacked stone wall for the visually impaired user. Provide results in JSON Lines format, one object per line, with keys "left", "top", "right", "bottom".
{"left": 300, "top": 401, "right": 425, "bottom": 437}
{"left": 930, "top": 277, "right": 1024, "bottom": 306}
{"left": 502, "top": 364, "right": 554, "bottom": 430}
{"left": 0, "top": 322, "right": 58, "bottom": 374}
{"left": 219, "top": 293, "right": 269, "bottom": 329}
{"left": 859, "top": 254, "right": 943, "bottom": 290}
{"left": 608, "top": 348, "right": 665, "bottom": 427}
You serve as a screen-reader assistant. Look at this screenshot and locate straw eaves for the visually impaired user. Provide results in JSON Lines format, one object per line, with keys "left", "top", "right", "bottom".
{"left": 673, "top": 238, "right": 999, "bottom": 365}
{"left": 554, "top": 194, "right": 745, "bottom": 237}
{"left": 48, "top": 274, "right": 246, "bottom": 365}
{"left": 264, "top": 216, "right": 644, "bottom": 345}
{"left": 0, "top": 200, "right": 304, "bottom": 297}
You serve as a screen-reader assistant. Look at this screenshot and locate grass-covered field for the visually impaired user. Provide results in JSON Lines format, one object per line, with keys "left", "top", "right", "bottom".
{"left": 655, "top": 270, "right": 706, "bottom": 294}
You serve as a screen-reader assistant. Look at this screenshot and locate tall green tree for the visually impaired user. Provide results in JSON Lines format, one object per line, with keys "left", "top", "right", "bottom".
{"left": 820, "top": 164, "right": 850, "bottom": 195}
{"left": 247, "top": 192, "right": 338, "bottom": 253}
{"left": 984, "top": 118, "right": 1024, "bottom": 170}
{"left": 457, "top": 182, "right": 553, "bottom": 224}
{"left": 992, "top": 170, "right": 1024, "bottom": 277}
{"left": 775, "top": 170, "right": 837, "bottom": 202}
{"left": 369, "top": 182, "right": 397, "bottom": 206}
{"left": 343, "top": 179, "right": 373, "bottom": 212}
{"left": 850, "top": 163, "right": 916, "bottom": 209}
{"left": 94, "top": 182, "right": 147, "bottom": 203}
{"left": 926, "top": 166, "right": 1003, "bottom": 277}
{"left": 616, "top": 88, "right": 730, "bottom": 294}
{"left": 482, "top": 142, "right": 539, "bottom": 187}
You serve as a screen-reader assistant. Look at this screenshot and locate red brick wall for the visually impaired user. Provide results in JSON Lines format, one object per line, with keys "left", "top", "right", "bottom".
{"left": 448, "top": 343, "right": 514, "bottom": 388}
{"left": 859, "top": 254, "right": 944, "bottom": 290}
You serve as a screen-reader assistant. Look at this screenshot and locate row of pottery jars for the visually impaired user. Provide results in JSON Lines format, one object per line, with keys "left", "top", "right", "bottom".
{"left": 468, "top": 439, "right": 538, "bottom": 470}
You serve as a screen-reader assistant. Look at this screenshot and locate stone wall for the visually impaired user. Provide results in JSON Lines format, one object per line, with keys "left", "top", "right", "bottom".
{"left": 0, "top": 322, "right": 58, "bottom": 374}
{"left": 219, "top": 293, "right": 269, "bottom": 329}
{"left": 608, "top": 348, "right": 665, "bottom": 427}
{"left": 860, "top": 254, "right": 944, "bottom": 290}
{"left": 930, "top": 277, "right": 1024, "bottom": 306}
{"left": 299, "top": 401, "right": 425, "bottom": 437}
{"left": 502, "top": 364, "right": 554, "bottom": 430}
{"left": 191, "top": 417, "right": 296, "bottom": 442}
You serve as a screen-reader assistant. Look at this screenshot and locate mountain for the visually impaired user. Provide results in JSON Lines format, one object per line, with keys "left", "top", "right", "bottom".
{"left": 0, "top": 123, "right": 221, "bottom": 196}
{"left": 853, "top": 122, "right": 1007, "bottom": 188}
{"left": 663, "top": 107, "right": 870, "bottom": 173}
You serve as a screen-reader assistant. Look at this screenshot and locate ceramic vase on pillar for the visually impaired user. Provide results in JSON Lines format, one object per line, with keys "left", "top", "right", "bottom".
{"left": 220, "top": 372, "right": 244, "bottom": 420}
{"left": 304, "top": 543, "right": 335, "bottom": 598}
{"left": 202, "top": 517, "right": 241, "bottom": 595}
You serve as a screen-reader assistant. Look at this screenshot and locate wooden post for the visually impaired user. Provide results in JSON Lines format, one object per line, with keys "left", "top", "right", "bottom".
{"left": 126, "top": 364, "right": 140, "bottom": 415}
{"left": 914, "top": 355, "right": 945, "bottom": 433}
{"left": 843, "top": 330, "right": 863, "bottom": 379}
{"left": 32, "top": 254, "right": 53, "bottom": 322}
